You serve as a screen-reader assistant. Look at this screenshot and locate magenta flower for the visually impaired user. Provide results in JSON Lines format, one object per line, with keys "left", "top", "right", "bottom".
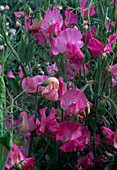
{"left": 82, "top": 27, "right": 96, "bottom": 42}
{"left": 37, "top": 107, "right": 60, "bottom": 135}
{"left": 87, "top": 38, "right": 113, "bottom": 57}
{"left": 49, "top": 28, "right": 84, "bottom": 57}
{"left": 0, "top": 64, "right": 2, "bottom": 75}
{"left": 41, "top": 10, "right": 63, "bottom": 35}
{"left": 22, "top": 75, "right": 48, "bottom": 93}
{"left": 64, "top": 8, "right": 78, "bottom": 27}
{"left": 14, "top": 11, "right": 24, "bottom": 19}
{"left": 100, "top": 126, "right": 113, "bottom": 146}
{"left": 5, "top": 143, "right": 35, "bottom": 170}
{"left": 108, "top": 32, "right": 117, "bottom": 45}
{"left": 47, "top": 63, "right": 58, "bottom": 76}
{"left": 8, "top": 71, "right": 15, "bottom": 78}
{"left": 78, "top": 152, "right": 94, "bottom": 169}
{"left": 80, "top": 0, "right": 95, "bottom": 17}
{"left": 108, "top": 64, "right": 117, "bottom": 77}
{"left": 106, "top": 21, "right": 115, "bottom": 32}
{"left": 56, "top": 121, "right": 82, "bottom": 152}
{"left": 60, "top": 89, "right": 92, "bottom": 118}
{"left": 29, "top": 19, "right": 43, "bottom": 34}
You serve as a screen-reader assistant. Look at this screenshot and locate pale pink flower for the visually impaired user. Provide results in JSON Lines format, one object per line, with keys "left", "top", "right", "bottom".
{"left": 10, "top": 29, "right": 16, "bottom": 35}
{"left": 41, "top": 10, "right": 63, "bottom": 35}
{"left": 5, "top": 5, "right": 9, "bottom": 10}
{"left": 49, "top": 28, "right": 83, "bottom": 57}
{"left": 83, "top": 24, "right": 88, "bottom": 29}
{"left": 20, "top": 111, "right": 40, "bottom": 132}
{"left": 14, "top": 11, "right": 25, "bottom": 19}
{"left": 16, "top": 21, "right": 20, "bottom": 27}
{"left": 6, "top": 22, "right": 9, "bottom": 26}
{"left": 48, "top": 63, "right": 58, "bottom": 76}
{"left": 0, "top": 5, "right": 4, "bottom": 11}
{"left": 0, "top": 45, "right": 4, "bottom": 50}
{"left": 80, "top": 0, "right": 95, "bottom": 17}
{"left": 5, "top": 143, "right": 35, "bottom": 170}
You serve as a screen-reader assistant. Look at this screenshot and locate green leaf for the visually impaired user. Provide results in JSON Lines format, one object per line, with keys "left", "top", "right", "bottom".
{"left": 0, "top": 131, "right": 12, "bottom": 151}
{"left": 18, "top": 38, "right": 33, "bottom": 65}
{"left": 6, "top": 77, "right": 19, "bottom": 94}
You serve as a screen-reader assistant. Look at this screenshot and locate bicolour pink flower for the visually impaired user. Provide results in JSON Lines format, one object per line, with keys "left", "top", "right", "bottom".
{"left": 78, "top": 152, "right": 94, "bottom": 169}
{"left": 5, "top": 143, "right": 35, "bottom": 170}
{"left": 108, "top": 64, "right": 117, "bottom": 77}
{"left": 64, "top": 8, "right": 78, "bottom": 27}
{"left": 36, "top": 107, "right": 60, "bottom": 135}
{"left": 49, "top": 28, "right": 84, "bottom": 58}
{"left": 108, "top": 32, "right": 117, "bottom": 45}
{"left": 25, "top": 19, "right": 35, "bottom": 30}
{"left": 29, "top": 19, "right": 43, "bottom": 34}
{"left": 41, "top": 10, "right": 63, "bottom": 35}
{"left": 87, "top": 38, "right": 113, "bottom": 57}
{"left": 80, "top": 0, "right": 95, "bottom": 17}
{"left": 82, "top": 27, "right": 96, "bottom": 41}
{"left": 20, "top": 111, "right": 40, "bottom": 132}
{"left": 8, "top": 71, "right": 15, "bottom": 78}
{"left": 22, "top": 75, "right": 49, "bottom": 93}
{"left": 61, "top": 89, "right": 92, "bottom": 118}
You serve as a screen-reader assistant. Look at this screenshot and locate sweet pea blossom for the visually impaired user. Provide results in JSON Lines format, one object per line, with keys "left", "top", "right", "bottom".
{"left": 48, "top": 63, "right": 58, "bottom": 76}
{"left": 49, "top": 28, "right": 84, "bottom": 58}
{"left": 8, "top": 71, "right": 15, "bottom": 78}
{"left": 41, "top": 10, "right": 63, "bottom": 35}
{"left": 108, "top": 32, "right": 117, "bottom": 45}
{"left": 87, "top": 38, "right": 113, "bottom": 57}
{"left": 60, "top": 89, "right": 92, "bottom": 118}
{"left": 78, "top": 152, "right": 94, "bottom": 169}
{"left": 14, "top": 11, "right": 25, "bottom": 19}
{"left": 108, "top": 64, "right": 117, "bottom": 77}
{"left": 82, "top": 27, "right": 96, "bottom": 41}
{"left": 36, "top": 107, "right": 60, "bottom": 135}
{"left": 64, "top": 8, "right": 78, "bottom": 27}
{"left": 29, "top": 19, "right": 43, "bottom": 34}
{"left": 0, "top": 65, "right": 2, "bottom": 75}
{"left": 80, "top": 0, "right": 95, "bottom": 17}
{"left": 5, "top": 143, "right": 35, "bottom": 170}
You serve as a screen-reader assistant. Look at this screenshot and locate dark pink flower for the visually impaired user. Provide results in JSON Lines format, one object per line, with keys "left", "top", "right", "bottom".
{"left": 78, "top": 152, "right": 94, "bottom": 169}
{"left": 37, "top": 107, "right": 60, "bottom": 135}
{"left": 88, "top": 38, "right": 113, "bottom": 57}
{"left": 0, "top": 65, "right": 2, "bottom": 75}
{"left": 8, "top": 71, "right": 15, "bottom": 78}
{"left": 5, "top": 143, "right": 35, "bottom": 170}
{"left": 29, "top": 19, "right": 43, "bottom": 34}
{"left": 106, "top": 22, "right": 115, "bottom": 31}
{"left": 82, "top": 27, "right": 96, "bottom": 41}
{"left": 108, "top": 64, "right": 117, "bottom": 77}
{"left": 108, "top": 32, "right": 117, "bottom": 45}
{"left": 34, "top": 33, "right": 46, "bottom": 46}
{"left": 100, "top": 126, "right": 113, "bottom": 145}
{"left": 56, "top": 121, "right": 82, "bottom": 152}
{"left": 64, "top": 8, "right": 78, "bottom": 27}
{"left": 41, "top": 10, "right": 63, "bottom": 35}
{"left": 58, "top": 78, "right": 67, "bottom": 101}
{"left": 80, "top": 0, "right": 95, "bottom": 17}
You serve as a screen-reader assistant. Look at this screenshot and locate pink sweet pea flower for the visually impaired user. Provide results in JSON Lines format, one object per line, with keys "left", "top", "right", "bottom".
{"left": 106, "top": 21, "right": 115, "bottom": 32}
{"left": 108, "top": 64, "right": 117, "bottom": 77}
{"left": 49, "top": 28, "right": 84, "bottom": 57}
{"left": 58, "top": 78, "right": 67, "bottom": 101}
{"left": 34, "top": 33, "right": 46, "bottom": 46}
{"left": 47, "top": 63, "right": 58, "bottom": 76}
{"left": 56, "top": 121, "right": 82, "bottom": 152}
{"left": 8, "top": 71, "right": 15, "bottom": 78}
{"left": 25, "top": 19, "right": 34, "bottom": 30}
{"left": 0, "top": 65, "right": 2, "bottom": 75}
{"left": 108, "top": 32, "right": 117, "bottom": 45}
{"left": 42, "top": 77, "right": 59, "bottom": 101}
{"left": 22, "top": 75, "right": 49, "bottom": 93}
{"left": 5, "top": 143, "right": 35, "bottom": 170}
{"left": 82, "top": 27, "right": 96, "bottom": 41}
{"left": 100, "top": 126, "right": 113, "bottom": 145}
{"left": 37, "top": 107, "right": 60, "bottom": 135}
{"left": 64, "top": 8, "right": 78, "bottom": 27}
{"left": 41, "top": 10, "right": 63, "bottom": 36}
{"left": 29, "top": 19, "right": 43, "bottom": 34}
{"left": 78, "top": 152, "right": 94, "bottom": 169}
{"left": 20, "top": 111, "right": 40, "bottom": 132}
{"left": 61, "top": 89, "right": 92, "bottom": 118}
{"left": 14, "top": 11, "right": 25, "bottom": 19}
{"left": 87, "top": 38, "right": 113, "bottom": 57}
{"left": 80, "top": 0, "right": 95, "bottom": 17}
